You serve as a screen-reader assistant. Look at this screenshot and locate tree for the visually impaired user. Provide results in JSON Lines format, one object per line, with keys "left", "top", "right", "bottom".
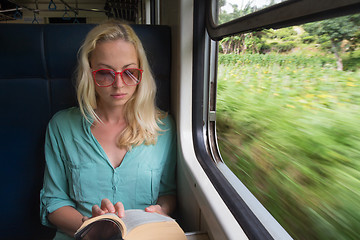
{"left": 304, "top": 14, "right": 360, "bottom": 70}
{"left": 218, "top": 1, "right": 257, "bottom": 25}
{"left": 218, "top": 1, "right": 266, "bottom": 54}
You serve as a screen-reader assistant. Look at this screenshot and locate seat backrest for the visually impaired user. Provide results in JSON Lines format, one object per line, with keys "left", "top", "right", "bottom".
{"left": 0, "top": 23, "right": 171, "bottom": 240}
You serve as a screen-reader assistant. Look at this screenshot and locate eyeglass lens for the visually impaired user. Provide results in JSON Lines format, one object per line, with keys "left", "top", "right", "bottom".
{"left": 95, "top": 69, "right": 141, "bottom": 86}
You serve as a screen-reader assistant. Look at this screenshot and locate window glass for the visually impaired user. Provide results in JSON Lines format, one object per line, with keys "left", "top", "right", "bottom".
{"left": 217, "top": 0, "right": 289, "bottom": 24}
{"left": 216, "top": 14, "right": 360, "bottom": 239}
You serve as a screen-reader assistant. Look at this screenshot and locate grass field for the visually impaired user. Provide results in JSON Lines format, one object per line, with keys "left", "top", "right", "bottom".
{"left": 216, "top": 53, "right": 360, "bottom": 239}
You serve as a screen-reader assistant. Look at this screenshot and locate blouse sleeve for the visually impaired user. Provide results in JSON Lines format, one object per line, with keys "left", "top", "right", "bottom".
{"left": 40, "top": 118, "right": 76, "bottom": 227}
{"left": 158, "top": 115, "right": 177, "bottom": 197}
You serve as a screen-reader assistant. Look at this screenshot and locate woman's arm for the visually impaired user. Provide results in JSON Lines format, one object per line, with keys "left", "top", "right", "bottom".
{"left": 48, "top": 199, "right": 126, "bottom": 237}
{"left": 48, "top": 206, "right": 84, "bottom": 237}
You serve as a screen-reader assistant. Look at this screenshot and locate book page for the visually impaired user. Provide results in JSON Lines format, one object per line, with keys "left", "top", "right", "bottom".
{"left": 122, "top": 209, "right": 174, "bottom": 233}
{"left": 126, "top": 221, "right": 187, "bottom": 240}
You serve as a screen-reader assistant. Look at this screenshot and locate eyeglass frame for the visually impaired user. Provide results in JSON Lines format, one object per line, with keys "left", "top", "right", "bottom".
{"left": 91, "top": 68, "right": 143, "bottom": 87}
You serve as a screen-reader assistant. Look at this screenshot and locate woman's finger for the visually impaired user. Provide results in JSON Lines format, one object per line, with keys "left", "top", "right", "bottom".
{"left": 101, "top": 198, "right": 115, "bottom": 213}
{"left": 82, "top": 216, "right": 89, "bottom": 222}
{"left": 145, "top": 205, "right": 167, "bottom": 216}
{"left": 92, "top": 204, "right": 105, "bottom": 217}
{"left": 114, "top": 202, "right": 125, "bottom": 218}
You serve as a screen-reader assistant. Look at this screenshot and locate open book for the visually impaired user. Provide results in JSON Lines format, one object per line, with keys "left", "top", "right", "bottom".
{"left": 74, "top": 209, "right": 187, "bottom": 240}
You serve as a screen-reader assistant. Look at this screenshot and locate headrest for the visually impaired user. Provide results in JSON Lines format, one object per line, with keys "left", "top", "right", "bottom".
{"left": 43, "top": 24, "right": 96, "bottom": 79}
{"left": 0, "top": 23, "right": 171, "bottom": 111}
{"left": 0, "top": 24, "right": 46, "bottom": 78}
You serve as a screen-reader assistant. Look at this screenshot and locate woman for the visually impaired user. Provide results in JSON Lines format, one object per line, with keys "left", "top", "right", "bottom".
{"left": 40, "top": 21, "right": 176, "bottom": 240}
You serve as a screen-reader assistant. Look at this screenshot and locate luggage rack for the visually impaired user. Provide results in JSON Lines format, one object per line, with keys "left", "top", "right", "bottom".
{"left": 0, "top": 0, "right": 142, "bottom": 23}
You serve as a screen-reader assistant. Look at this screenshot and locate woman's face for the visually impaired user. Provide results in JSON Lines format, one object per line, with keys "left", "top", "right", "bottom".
{"left": 90, "top": 39, "right": 139, "bottom": 110}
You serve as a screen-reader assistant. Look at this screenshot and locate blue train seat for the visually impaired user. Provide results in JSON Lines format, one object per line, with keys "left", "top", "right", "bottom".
{"left": 0, "top": 23, "right": 171, "bottom": 240}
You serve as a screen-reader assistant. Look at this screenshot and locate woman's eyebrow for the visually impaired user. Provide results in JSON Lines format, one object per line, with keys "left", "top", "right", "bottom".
{"left": 97, "top": 63, "right": 137, "bottom": 70}
{"left": 97, "top": 63, "right": 115, "bottom": 69}
{"left": 122, "top": 63, "right": 137, "bottom": 69}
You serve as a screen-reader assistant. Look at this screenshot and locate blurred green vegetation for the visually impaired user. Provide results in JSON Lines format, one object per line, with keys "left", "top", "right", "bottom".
{"left": 216, "top": 54, "right": 360, "bottom": 239}
{"left": 219, "top": 14, "right": 360, "bottom": 70}
{"left": 218, "top": 53, "right": 337, "bottom": 68}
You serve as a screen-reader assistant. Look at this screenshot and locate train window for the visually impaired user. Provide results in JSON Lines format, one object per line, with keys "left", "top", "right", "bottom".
{"left": 215, "top": 15, "right": 360, "bottom": 239}
{"left": 193, "top": 0, "right": 360, "bottom": 239}
{"left": 206, "top": 0, "right": 360, "bottom": 40}
{"left": 216, "top": 0, "right": 289, "bottom": 25}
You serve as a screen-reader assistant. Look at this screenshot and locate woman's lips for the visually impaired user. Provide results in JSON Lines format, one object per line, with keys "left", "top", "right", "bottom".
{"left": 111, "top": 93, "right": 126, "bottom": 99}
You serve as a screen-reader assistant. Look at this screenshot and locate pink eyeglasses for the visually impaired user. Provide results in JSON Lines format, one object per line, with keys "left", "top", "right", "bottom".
{"left": 92, "top": 68, "right": 143, "bottom": 87}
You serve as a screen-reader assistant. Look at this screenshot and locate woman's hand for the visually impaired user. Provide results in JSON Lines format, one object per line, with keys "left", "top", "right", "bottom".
{"left": 145, "top": 204, "right": 168, "bottom": 216}
{"left": 93, "top": 198, "right": 125, "bottom": 217}
{"left": 83, "top": 199, "right": 125, "bottom": 222}
{"left": 145, "top": 195, "right": 176, "bottom": 216}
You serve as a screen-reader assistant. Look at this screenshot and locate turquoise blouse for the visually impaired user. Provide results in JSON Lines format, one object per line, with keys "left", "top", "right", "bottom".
{"left": 40, "top": 107, "right": 176, "bottom": 240}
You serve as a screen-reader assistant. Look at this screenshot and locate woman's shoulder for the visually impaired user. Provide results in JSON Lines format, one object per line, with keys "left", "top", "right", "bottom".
{"left": 158, "top": 113, "right": 175, "bottom": 131}
{"left": 49, "top": 107, "right": 83, "bottom": 127}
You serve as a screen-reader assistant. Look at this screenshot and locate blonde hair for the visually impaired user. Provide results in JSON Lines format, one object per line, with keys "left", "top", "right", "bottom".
{"left": 76, "top": 21, "right": 165, "bottom": 149}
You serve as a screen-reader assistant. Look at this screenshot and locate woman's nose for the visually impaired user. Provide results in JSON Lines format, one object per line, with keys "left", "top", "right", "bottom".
{"left": 113, "top": 74, "right": 125, "bottom": 88}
